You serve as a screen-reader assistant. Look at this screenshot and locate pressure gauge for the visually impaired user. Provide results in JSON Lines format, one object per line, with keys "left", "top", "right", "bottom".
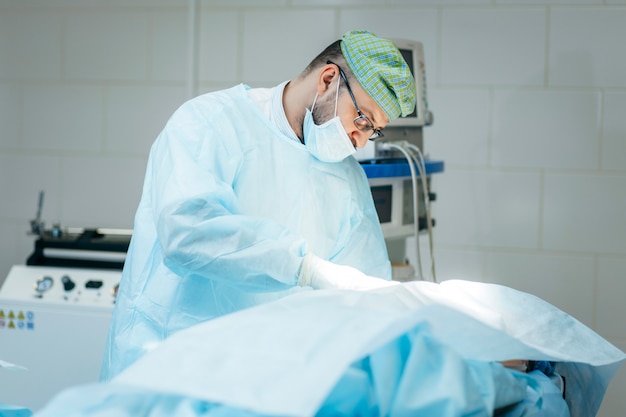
{"left": 34, "top": 275, "right": 54, "bottom": 293}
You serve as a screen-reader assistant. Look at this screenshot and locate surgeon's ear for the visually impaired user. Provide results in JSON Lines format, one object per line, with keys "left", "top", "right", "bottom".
{"left": 316, "top": 64, "right": 338, "bottom": 95}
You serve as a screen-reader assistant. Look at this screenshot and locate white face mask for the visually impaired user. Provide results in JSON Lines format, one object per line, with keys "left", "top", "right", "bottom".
{"left": 303, "top": 78, "right": 356, "bottom": 163}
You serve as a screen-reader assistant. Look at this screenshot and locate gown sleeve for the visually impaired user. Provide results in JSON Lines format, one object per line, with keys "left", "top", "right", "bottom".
{"left": 146, "top": 97, "right": 308, "bottom": 291}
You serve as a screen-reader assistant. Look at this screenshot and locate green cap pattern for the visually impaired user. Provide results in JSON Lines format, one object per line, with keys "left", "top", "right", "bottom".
{"left": 341, "top": 30, "right": 416, "bottom": 121}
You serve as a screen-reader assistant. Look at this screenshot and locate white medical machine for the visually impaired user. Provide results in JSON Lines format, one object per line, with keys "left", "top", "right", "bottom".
{"left": 357, "top": 39, "right": 443, "bottom": 281}
{"left": 0, "top": 198, "right": 127, "bottom": 412}
{"left": 0, "top": 265, "right": 120, "bottom": 412}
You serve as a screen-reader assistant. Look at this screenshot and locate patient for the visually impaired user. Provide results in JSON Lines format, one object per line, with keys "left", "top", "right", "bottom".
{"left": 27, "top": 280, "right": 624, "bottom": 417}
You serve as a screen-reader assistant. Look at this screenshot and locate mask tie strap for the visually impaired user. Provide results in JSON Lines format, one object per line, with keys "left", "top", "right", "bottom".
{"left": 310, "top": 93, "right": 319, "bottom": 112}
{"left": 334, "top": 76, "right": 340, "bottom": 116}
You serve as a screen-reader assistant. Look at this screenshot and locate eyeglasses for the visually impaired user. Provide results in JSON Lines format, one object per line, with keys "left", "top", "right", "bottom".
{"left": 327, "top": 60, "right": 384, "bottom": 140}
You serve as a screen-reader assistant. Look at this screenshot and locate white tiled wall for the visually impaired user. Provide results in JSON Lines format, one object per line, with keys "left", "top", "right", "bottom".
{"left": 603, "top": 92, "right": 626, "bottom": 171}
{"left": 492, "top": 90, "right": 601, "bottom": 170}
{"left": 0, "top": 1, "right": 624, "bottom": 415}
{"left": 241, "top": 10, "right": 337, "bottom": 84}
{"left": 543, "top": 174, "right": 626, "bottom": 254}
{"left": 65, "top": 12, "right": 151, "bottom": 81}
{"left": 22, "top": 85, "right": 105, "bottom": 152}
{"left": 441, "top": 8, "right": 546, "bottom": 86}
{"left": 104, "top": 85, "right": 187, "bottom": 155}
{"left": 597, "top": 258, "right": 626, "bottom": 340}
{"left": 198, "top": 11, "right": 239, "bottom": 84}
{"left": 426, "top": 89, "right": 491, "bottom": 167}
{"left": 0, "top": 84, "right": 20, "bottom": 150}
{"left": 549, "top": 8, "right": 626, "bottom": 87}
{"left": 435, "top": 170, "right": 542, "bottom": 249}
{"left": 0, "top": 11, "right": 63, "bottom": 80}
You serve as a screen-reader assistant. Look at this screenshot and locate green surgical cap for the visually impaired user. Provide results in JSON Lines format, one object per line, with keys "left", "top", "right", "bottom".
{"left": 340, "top": 30, "right": 416, "bottom": 121}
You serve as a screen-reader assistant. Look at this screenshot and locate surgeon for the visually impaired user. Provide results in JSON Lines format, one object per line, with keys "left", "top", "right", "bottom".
{"left": 100, "top": 30, "right": 417, "bottom": 381}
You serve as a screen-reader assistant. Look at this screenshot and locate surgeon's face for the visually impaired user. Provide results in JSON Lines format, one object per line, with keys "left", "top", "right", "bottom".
{"left": 314, "top": 76, "right": 388, "bottom": 149}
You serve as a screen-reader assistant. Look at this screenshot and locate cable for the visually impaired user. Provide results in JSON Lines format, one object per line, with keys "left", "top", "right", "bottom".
{"left": 405, "top": 143, "right": 437, "bottom": 283}
{"left": 377, "top": 141, "right": 437, "bottom": 282}
{"left": 378, "top": 141, "right": 424, "bottom": 280}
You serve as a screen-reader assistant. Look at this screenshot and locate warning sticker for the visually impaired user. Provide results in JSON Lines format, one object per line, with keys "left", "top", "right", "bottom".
{"left": 0, "top": 309, "right": 34, "bottom": 330}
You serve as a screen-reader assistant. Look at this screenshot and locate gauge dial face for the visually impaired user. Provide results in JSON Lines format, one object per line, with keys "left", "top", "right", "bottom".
{"left": 34, "top": 276, "right": 54, "bottom": 293}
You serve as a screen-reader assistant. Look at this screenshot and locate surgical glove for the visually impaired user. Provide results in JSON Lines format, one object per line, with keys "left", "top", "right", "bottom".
{"left": 298, "top": 253, "right": 398, "bottom": 291}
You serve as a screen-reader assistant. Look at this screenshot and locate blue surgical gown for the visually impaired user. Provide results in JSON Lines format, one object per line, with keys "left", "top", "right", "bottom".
{"left": 100, "top": 84, "right": 391, "bottom": 380}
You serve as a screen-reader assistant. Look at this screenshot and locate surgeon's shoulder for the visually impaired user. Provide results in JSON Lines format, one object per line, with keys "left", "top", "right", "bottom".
{"left": 343, "top": 156, "right": 369, "bottom": 182}
{"left": 168, "top": 84, "right": 246, "bottom": 126}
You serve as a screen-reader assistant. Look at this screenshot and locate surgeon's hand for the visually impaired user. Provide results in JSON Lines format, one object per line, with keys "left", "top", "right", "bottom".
{"left": 298, "top": 253, "right": 398, "bottom": 291}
